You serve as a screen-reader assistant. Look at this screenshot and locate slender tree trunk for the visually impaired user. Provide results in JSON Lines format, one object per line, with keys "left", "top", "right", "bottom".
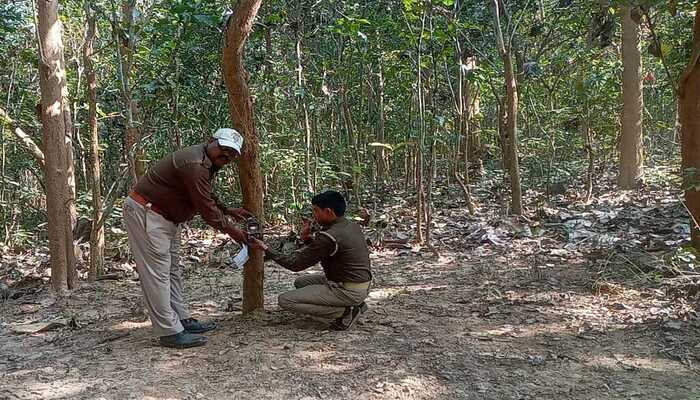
{"left": 680, "top": 1, "right": 700, "bottom": 249}
{"left": 415, "top": 145, "right": 424, "bottom": 243}
{"left": 618, "top": 3, "right": 644, "bottom": 189}
{"left": 492, "top": 0, "right": 523, "bottom": 215}
{"left": 415, "top": 8, "right": 428, "bottom": 243}
{"left": 452, "top": 52, "right": 475, "bottom": 214}
{"left": 340, "top": 88, "right": 361, "bottom": 205}
{"left": 84, "top": 1, "right": 104, "bottom": 281}
{"left": 37, "top": 0, "right": 76, "bottom": 292}
{"left": 115, "top": 0, "right": 143, "bottom": 183}
{"left": 465, "top": 57, "right": 484, "bottom": 175}
{"left": 376, "top": 53, "right": 388, "bottom": 184}
{"left": 223, "top": 0, "right": 265, "bottom": 313}
{"left": 264, "top": 26, "right": 278, "bottom": 134}
{"left": 295, "top": 9, "right": 314, "bottom": 193}
{"left": 582, "top": 114, "right": 595, "bottom": 202}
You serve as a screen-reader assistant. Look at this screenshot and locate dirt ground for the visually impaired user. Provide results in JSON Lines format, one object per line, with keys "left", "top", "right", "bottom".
{"left": 3, "top": 177, "right": 700, "bottom": 399}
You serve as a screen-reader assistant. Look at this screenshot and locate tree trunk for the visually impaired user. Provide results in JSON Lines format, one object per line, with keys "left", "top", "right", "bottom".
{"left": 415, "top": 8, "right": 428, "bottom": 244}
{"left": 465, "top": 57, "right": 484, "bottom": 175}
{"left": 376, "top": 53, "right": 388, "bottom": 184}
{"left": 415, "top": 145, "right": 424, "bottom": 243}
{"left": 492, "top": 0, "right": 523, "bottom": 215}
{"left": 84, "top": 1, "right": 104, "bottom": 281}
{"left": 582, "top": 114, "right": 595, "bottom": 202}
{"left": 37, "top": 0, "right": 76, "bottom": 292}
{"left": 295, "top": 32, "right": 313, "bottom": 193}
{"left": 618, "top": 4, "right": 644, "bottom": 189}
{"left": 680, "top": 1, "right": 700, "bottom": 249}
{"left": 222, "top": 0, "right": 265, "bottom": 313}
{"left": 264, "top": 26, "right": 278, "bottom": 134}
{"left": 115, "top": 0, "right": 144, "bottom": 183}
{"left": 340, "top": 88, "right": 361, "bottom": 205}
{"left": 452, "top": 52, "right": 475, "bottom": 214}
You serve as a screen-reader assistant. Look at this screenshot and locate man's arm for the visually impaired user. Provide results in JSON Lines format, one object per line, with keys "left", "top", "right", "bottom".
{"left": 211, "top": 192, "right": 228, "bottom": 213}
{"left": 212, "top": 192, "right": 254, "bottom": 221}
{"left": 264, "top": 234, "right": 336, "bottom": 272}
{"left": 181, "top": 167, "right": 241, "bottom": 236}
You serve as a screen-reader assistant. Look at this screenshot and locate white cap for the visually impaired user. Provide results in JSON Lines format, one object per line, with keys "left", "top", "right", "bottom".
{"left": 213, "top": 128, "right": 244, "bottom": 154}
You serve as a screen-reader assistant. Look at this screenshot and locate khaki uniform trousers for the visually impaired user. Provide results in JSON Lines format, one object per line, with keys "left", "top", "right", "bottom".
{"left": 278, "top": 273, "right": 369, "bottom": 320}
{"left": 123, "top": 196, "right": 191, "bottom": 337}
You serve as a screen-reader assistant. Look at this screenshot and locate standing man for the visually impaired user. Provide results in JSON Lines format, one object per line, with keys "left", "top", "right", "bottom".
{"left": 249, "top": 191, "right": 372, "bottom": 331}
{"left": 123, "top": 128, "right": 253, "bottom": 348}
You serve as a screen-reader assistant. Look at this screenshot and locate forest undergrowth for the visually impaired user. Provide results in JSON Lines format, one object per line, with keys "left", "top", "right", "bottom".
{"left": 2, "top": 166, "right": 700, "bottom": 399}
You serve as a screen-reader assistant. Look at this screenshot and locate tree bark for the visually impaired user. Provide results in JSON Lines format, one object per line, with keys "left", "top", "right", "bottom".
{"left": 295, "top": 32, "right": 313, "bottom": 193}
{"left": 37, "top": 0, "right": 76, "bottom": 292}
{"left": 84, "top": 1, "right": 104, "bottom": 281}
{"left": 115, "top": 0, "right": 144, "bottom": 183}
{"left": 680, "top": 0, "right": 700, "bottom": 249}
{"left": 376, "top": 53, "right": 388, "bottom": 184}
{"left": 452, "top": 52, "right": 475, "bottom": 215}
{"left": 618, "top": 4, "right": 644, "bottom": 189}
{"left": 492, "top": 0, "right": 523, "bottom": 215}
{"left": 222, "top": 0, "right": 265, "bottom": 313}
{"left": 415, "top": 8, "right": 428, "bottom": 244}
{"left": 582, "top": 115, "right": 595, "bottom": 202}
{"left": 465, "top": 57, "right": 484, "bottom": 175}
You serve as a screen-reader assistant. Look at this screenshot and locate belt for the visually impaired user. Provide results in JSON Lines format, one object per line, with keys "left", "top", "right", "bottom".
{"left": 340, "top": 281, "right": 371, "bottom": 290}
{"left": 129, "top": 190, "right": 167, "bottom": 219}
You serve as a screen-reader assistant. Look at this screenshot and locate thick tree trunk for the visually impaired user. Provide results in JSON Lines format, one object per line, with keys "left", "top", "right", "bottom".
{"left": 492, "top": 0, "right": 523, "bottom": 215}
{"left": 618, "top": 4, "right": 644, "bottom": 189}
{"left": 680, "top": 1, "right": 700, "bottom": 249}
{"left": 84, "top": 1, "right": 104, "bottom": 281}
{"left": 223, "top": 0, "right": 265, "bottom": 313}
{"left": 37, "top": 0, "right": 76, "bottom": 292}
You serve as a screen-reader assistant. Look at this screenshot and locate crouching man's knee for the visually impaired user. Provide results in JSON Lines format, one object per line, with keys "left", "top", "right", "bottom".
{"left": 278, "top": 292, "right": 295, "bottom": 311}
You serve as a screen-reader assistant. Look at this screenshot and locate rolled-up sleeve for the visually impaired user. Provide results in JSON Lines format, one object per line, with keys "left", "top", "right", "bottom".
{"left": 266, "top": 234, "right": 335, "bottom": 272}
{"left": 180, "top": 167, "right": 234, "bottom": 232}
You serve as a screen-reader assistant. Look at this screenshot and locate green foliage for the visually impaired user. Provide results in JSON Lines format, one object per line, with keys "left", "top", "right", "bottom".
{"left": 0, "top": 0, "right": 695, "bottom": 248}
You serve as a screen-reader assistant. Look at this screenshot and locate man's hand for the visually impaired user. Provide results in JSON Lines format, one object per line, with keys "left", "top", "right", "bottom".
{"left": 227, "top": 207, "right": 255, "bottom": 221}
{"left": 300, "top": 217, "right": 313, "bottom": 242}
{"left": 247, "top": 237, "right": 269, "bottom": 252}
{"left": 227, "top": 227, "right": 249, "bottom": 244}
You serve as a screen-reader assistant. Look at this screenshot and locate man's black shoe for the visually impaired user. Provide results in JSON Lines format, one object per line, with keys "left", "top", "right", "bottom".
{"left": 159, "top": 331, "right": 207, "bottom": 349}
{"left": 181, "top": 318, "right": 217, "bottom": 334}
{"left": 330, "top": 302, "right": 368, "bottom": 331}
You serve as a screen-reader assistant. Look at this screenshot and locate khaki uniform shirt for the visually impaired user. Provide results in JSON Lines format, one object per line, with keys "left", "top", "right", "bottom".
{"left": 267, "top": 217, "right": 372, "bottom": 283}
{"left": 132, "top": 144, "right": 235, "bottom": 233}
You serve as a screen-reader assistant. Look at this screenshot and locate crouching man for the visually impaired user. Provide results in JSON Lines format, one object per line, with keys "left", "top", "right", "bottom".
{"left": 249, "top": 191, "right": 371, "bottom": 330}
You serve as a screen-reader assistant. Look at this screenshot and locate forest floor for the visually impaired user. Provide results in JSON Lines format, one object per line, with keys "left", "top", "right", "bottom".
{"left": 2, "top": 167, "right": 700, "bottom": 399}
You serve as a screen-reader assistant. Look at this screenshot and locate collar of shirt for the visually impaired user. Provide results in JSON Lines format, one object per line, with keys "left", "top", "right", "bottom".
{"left": 200, "top": 143, "right": 222, "bottom": 176}
{"left": 322, "top": 217, "right": 346, "bottom": 230}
